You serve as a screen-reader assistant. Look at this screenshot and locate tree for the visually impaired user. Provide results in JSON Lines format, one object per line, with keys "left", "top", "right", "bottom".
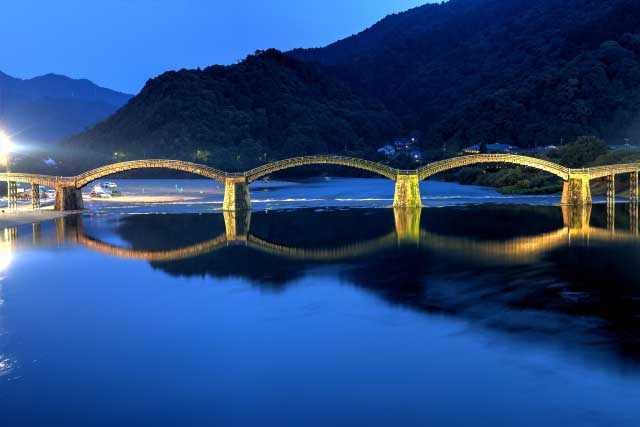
{"left": 558, "top": 136, "right": 608, "bottom": 167}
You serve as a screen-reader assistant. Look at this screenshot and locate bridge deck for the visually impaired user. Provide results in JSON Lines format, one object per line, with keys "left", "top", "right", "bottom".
{"left": 3, "top": 154, "right": 640, "bottom": 189}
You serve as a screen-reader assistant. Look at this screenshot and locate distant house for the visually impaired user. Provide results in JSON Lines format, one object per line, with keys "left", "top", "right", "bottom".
{"left": 394, "top": 137, "right": 416, "bottom": 151}
{"left": 463, "top": 143, "right": 514, "bottom": 154}
{"left": 609, "top": 143, "right": 640, "bottom": 151}
{"left": 377, "top": 144, "right": 397, "bottom": 157}
{"left": 463, "top": 144, "right": 557, "bottom": 155}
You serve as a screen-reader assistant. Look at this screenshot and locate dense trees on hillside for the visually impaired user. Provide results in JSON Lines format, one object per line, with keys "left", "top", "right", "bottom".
{"left": 292, "top": 0, "right": 640, "bottom": 150}
{"left": 436, "top": 37, "right": 640, "bottom": 150}
{"left": 64, "top": 0, "right": 640, "bottom": 175}
{"left": 65, "top": 50, "right": 399, "bottom": 172}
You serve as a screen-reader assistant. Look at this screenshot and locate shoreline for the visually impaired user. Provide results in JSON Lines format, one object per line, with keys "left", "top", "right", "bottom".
{"left": 83, "top": 195, "right": 202, "bottom": 204}
{"left": 0, "top": 207, "right": 76, "bottom": 229}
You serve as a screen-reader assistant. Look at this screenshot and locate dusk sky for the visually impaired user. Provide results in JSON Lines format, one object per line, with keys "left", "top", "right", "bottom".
{"left": 1, "top": 0, "right": 432, "bottom": 94}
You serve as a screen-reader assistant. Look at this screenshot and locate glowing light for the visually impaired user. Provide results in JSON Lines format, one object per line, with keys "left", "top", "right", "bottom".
{"left": 0, "top": 131, "right": 14, "bottom": 155}
{"left": 0, "top": 131, "right": 14, "bottom": 167}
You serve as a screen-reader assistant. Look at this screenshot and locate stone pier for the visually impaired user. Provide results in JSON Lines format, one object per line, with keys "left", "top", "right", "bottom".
{"left": 630, "top": 172, "right": 638, "bottom": 203}
{"left": 561, "top": 174, "right": 592, "bottom": 205}
{"left": 222, "top": 177, "right": 251, "bottom": 211}
{"left": 606, "top": 174, "right": 616, "bottom": 203}
{"left": 7, "top": 180, "right": 17, "bottom": 211}
{"left": 54, "top": 186, "right": 84, "bottom": 211}
{"left": 393, "top": 174, "right": 422, "bottom": 208}
{"left": 31, "top": 184, "right": 41, "bottom": 210}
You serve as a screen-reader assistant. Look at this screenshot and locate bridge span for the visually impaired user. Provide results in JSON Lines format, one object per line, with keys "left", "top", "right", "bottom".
{"left": 1, "top": 154, "right": 637, "bottom": 211}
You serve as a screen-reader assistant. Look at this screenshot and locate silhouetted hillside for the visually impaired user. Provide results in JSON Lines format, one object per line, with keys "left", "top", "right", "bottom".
{"left": 290, "top": 0, "right": 640, "bottom": 149}
{"left": 65, "top": 49, "right": 399, "bottom": 172}
{"left": 66, "top": 0, "right": 640, "bottom": 170}
{"left": 0, "top": 71, "right": 131, "bottom": 144}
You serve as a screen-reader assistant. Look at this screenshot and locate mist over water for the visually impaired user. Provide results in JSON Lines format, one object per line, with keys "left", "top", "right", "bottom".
{"left": 1, "top": 179, "right": 639, "bottom": 426}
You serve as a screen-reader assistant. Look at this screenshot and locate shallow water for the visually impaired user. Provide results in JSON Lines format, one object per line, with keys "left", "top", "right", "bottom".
{"left": 81, "top": 177, "right": 568, "bottom": 213}
{"left": 1, "top": 179, "right": 639, "bottom": 426}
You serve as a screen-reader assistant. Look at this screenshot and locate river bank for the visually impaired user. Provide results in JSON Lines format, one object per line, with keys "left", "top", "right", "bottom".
{"left": 0, "top": 207, "right": 73, "bottom": 228}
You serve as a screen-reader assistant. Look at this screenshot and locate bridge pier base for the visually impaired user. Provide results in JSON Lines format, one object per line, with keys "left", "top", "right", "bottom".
{"left": 561, "top": 175, "right": 592, "bottom": 205}
{"left": 7, "top": 180, "right": 17, "bottom": 211}
{"left": 606, "top": 174, "right": 616, "bottom": 204}
{"left": 222, "top": 178, "right": 251, "bottom": 211}
{"left": 223, "top": 210, "right": 251, "bottom": 241}
{"left": 630, "top": 172, "right": 638, "bottom": 203}
{"left": 31, "top": 184, "right": 41, "bottom": 210}
{"left": 55, "top": 186, "right": 84, "bottom": 211}
{"left": 393, "top": 174, "right": 422, "bottom": 208}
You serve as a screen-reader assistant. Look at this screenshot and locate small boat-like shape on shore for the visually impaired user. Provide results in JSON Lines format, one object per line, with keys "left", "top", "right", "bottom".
{"left": 90, "top": 184, "right": 112, "bottom": 198}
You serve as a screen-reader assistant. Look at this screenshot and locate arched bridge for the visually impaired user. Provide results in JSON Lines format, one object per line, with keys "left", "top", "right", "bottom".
{"left": 75, "top": 159, "right": 227, "bottom": 188}
{"left": 417, "top": 154, "right": 571, "bottom": 181}
{"left": 240, "top": 155, "right": 399, "bottom": 182}
{"left": 2, "top": 154, "right": 639, "bottom": 211}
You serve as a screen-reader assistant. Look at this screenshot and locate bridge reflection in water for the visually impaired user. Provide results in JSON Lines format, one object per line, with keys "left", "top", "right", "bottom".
{"left": 2, "top": 204, "right": 639, "bottom": 267}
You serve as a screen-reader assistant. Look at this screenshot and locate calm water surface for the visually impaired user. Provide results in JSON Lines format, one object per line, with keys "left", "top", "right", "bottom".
{"left": 1, "top": 179, "right": 639, "bottom": 426}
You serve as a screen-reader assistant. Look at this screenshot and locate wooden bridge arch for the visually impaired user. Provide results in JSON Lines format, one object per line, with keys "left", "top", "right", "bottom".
{"left": 74, "top": 159, "right": 227, "bottom": 188}
{"left": 242, "top": 156, "right": 399, "bottom": 182}
{"left": 417, "top": 154, "right": 570, "bottom": 181}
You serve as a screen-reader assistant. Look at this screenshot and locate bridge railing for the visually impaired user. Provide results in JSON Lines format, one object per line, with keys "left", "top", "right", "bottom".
{"left": 0, "top": 173, "right": 75, "bottom": 187}
{"left": 12, "top": 154, "right": 640, "bottom": 189}
{"left": 569, "top": 163, "right": 640, "bottom": 180}
{"left": 243, "top": 155, "right": 400, "bottom": 181}
{"left": 418, "top": 154, "right": 571, "bottom": 180}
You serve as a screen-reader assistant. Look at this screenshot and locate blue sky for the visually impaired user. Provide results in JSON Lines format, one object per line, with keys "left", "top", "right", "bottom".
{"left": 1, "top": 0, "right": 432, "bottom": 94}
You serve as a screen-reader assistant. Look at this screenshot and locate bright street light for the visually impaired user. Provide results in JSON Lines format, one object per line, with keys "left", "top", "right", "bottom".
{"left": 0, "top": 130, "right": 13, "bottom": 166}
{"left": 0, "top": 130, "right": 13, "bottom": 154}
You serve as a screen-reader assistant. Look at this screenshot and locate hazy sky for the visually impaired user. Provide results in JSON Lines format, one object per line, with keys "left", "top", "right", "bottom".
{"left": 1, "top": 0, "right": 432, "bottom": 94}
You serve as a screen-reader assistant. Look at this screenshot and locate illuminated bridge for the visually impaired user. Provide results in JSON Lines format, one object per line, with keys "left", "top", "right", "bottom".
{"left": 1, "top": 154, "right": 638, "bottom": 211}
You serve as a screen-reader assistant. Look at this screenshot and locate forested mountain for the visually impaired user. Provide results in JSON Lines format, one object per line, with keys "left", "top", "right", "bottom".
{"left": 66, "top": 0, "right": 640, "bottom": 170}
{"left": 65, "top": 50, "right": 399, "bottom": 172}
{"left": 0, "top": 71, "right": 131, "bottom": 144}
{"left": 290, "top": 0, "right": 640, "bottom": 149}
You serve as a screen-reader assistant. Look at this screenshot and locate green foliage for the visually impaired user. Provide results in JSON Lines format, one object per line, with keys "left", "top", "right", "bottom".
{"left": 553, "top": 136, "right": 608, "bottom": 167}
{"left": 193, "top": 149, "right": 212, "bottom": 163}
{"left": 65, "top": 49, "right": 400, "bottom": 172}
{"left": 63, "top": 0, "right": 640, "bottom": 177}
{"left": 292, "top": 0, "right": 640, "bottom": 150}
{"left": 587, "top": 149, "right": 640, "bottom": 166}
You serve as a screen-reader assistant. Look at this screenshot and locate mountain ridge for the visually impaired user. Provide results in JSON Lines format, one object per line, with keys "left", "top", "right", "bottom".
{"left": 0, "top": 70, "right": 132, "bottom": 146}
{"left": 64, "top": 0, "right": 640, "bottom": 171}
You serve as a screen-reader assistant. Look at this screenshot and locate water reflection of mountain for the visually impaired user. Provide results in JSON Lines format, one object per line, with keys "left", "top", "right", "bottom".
{"left": 104, "top": 205, "right": 640, "bottom": 369}
{"left": 3, "top": 204, "right": 640, "bottom": 368}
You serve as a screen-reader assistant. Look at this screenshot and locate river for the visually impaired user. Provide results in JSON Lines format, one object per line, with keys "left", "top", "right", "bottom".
{"left": 0, "top": 178, "right": 638, "bottom": 426}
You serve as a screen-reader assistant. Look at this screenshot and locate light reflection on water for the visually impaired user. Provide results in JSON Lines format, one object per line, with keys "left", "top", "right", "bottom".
{"left": 1, "top": 180, "right": 640, "bottom": 426}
